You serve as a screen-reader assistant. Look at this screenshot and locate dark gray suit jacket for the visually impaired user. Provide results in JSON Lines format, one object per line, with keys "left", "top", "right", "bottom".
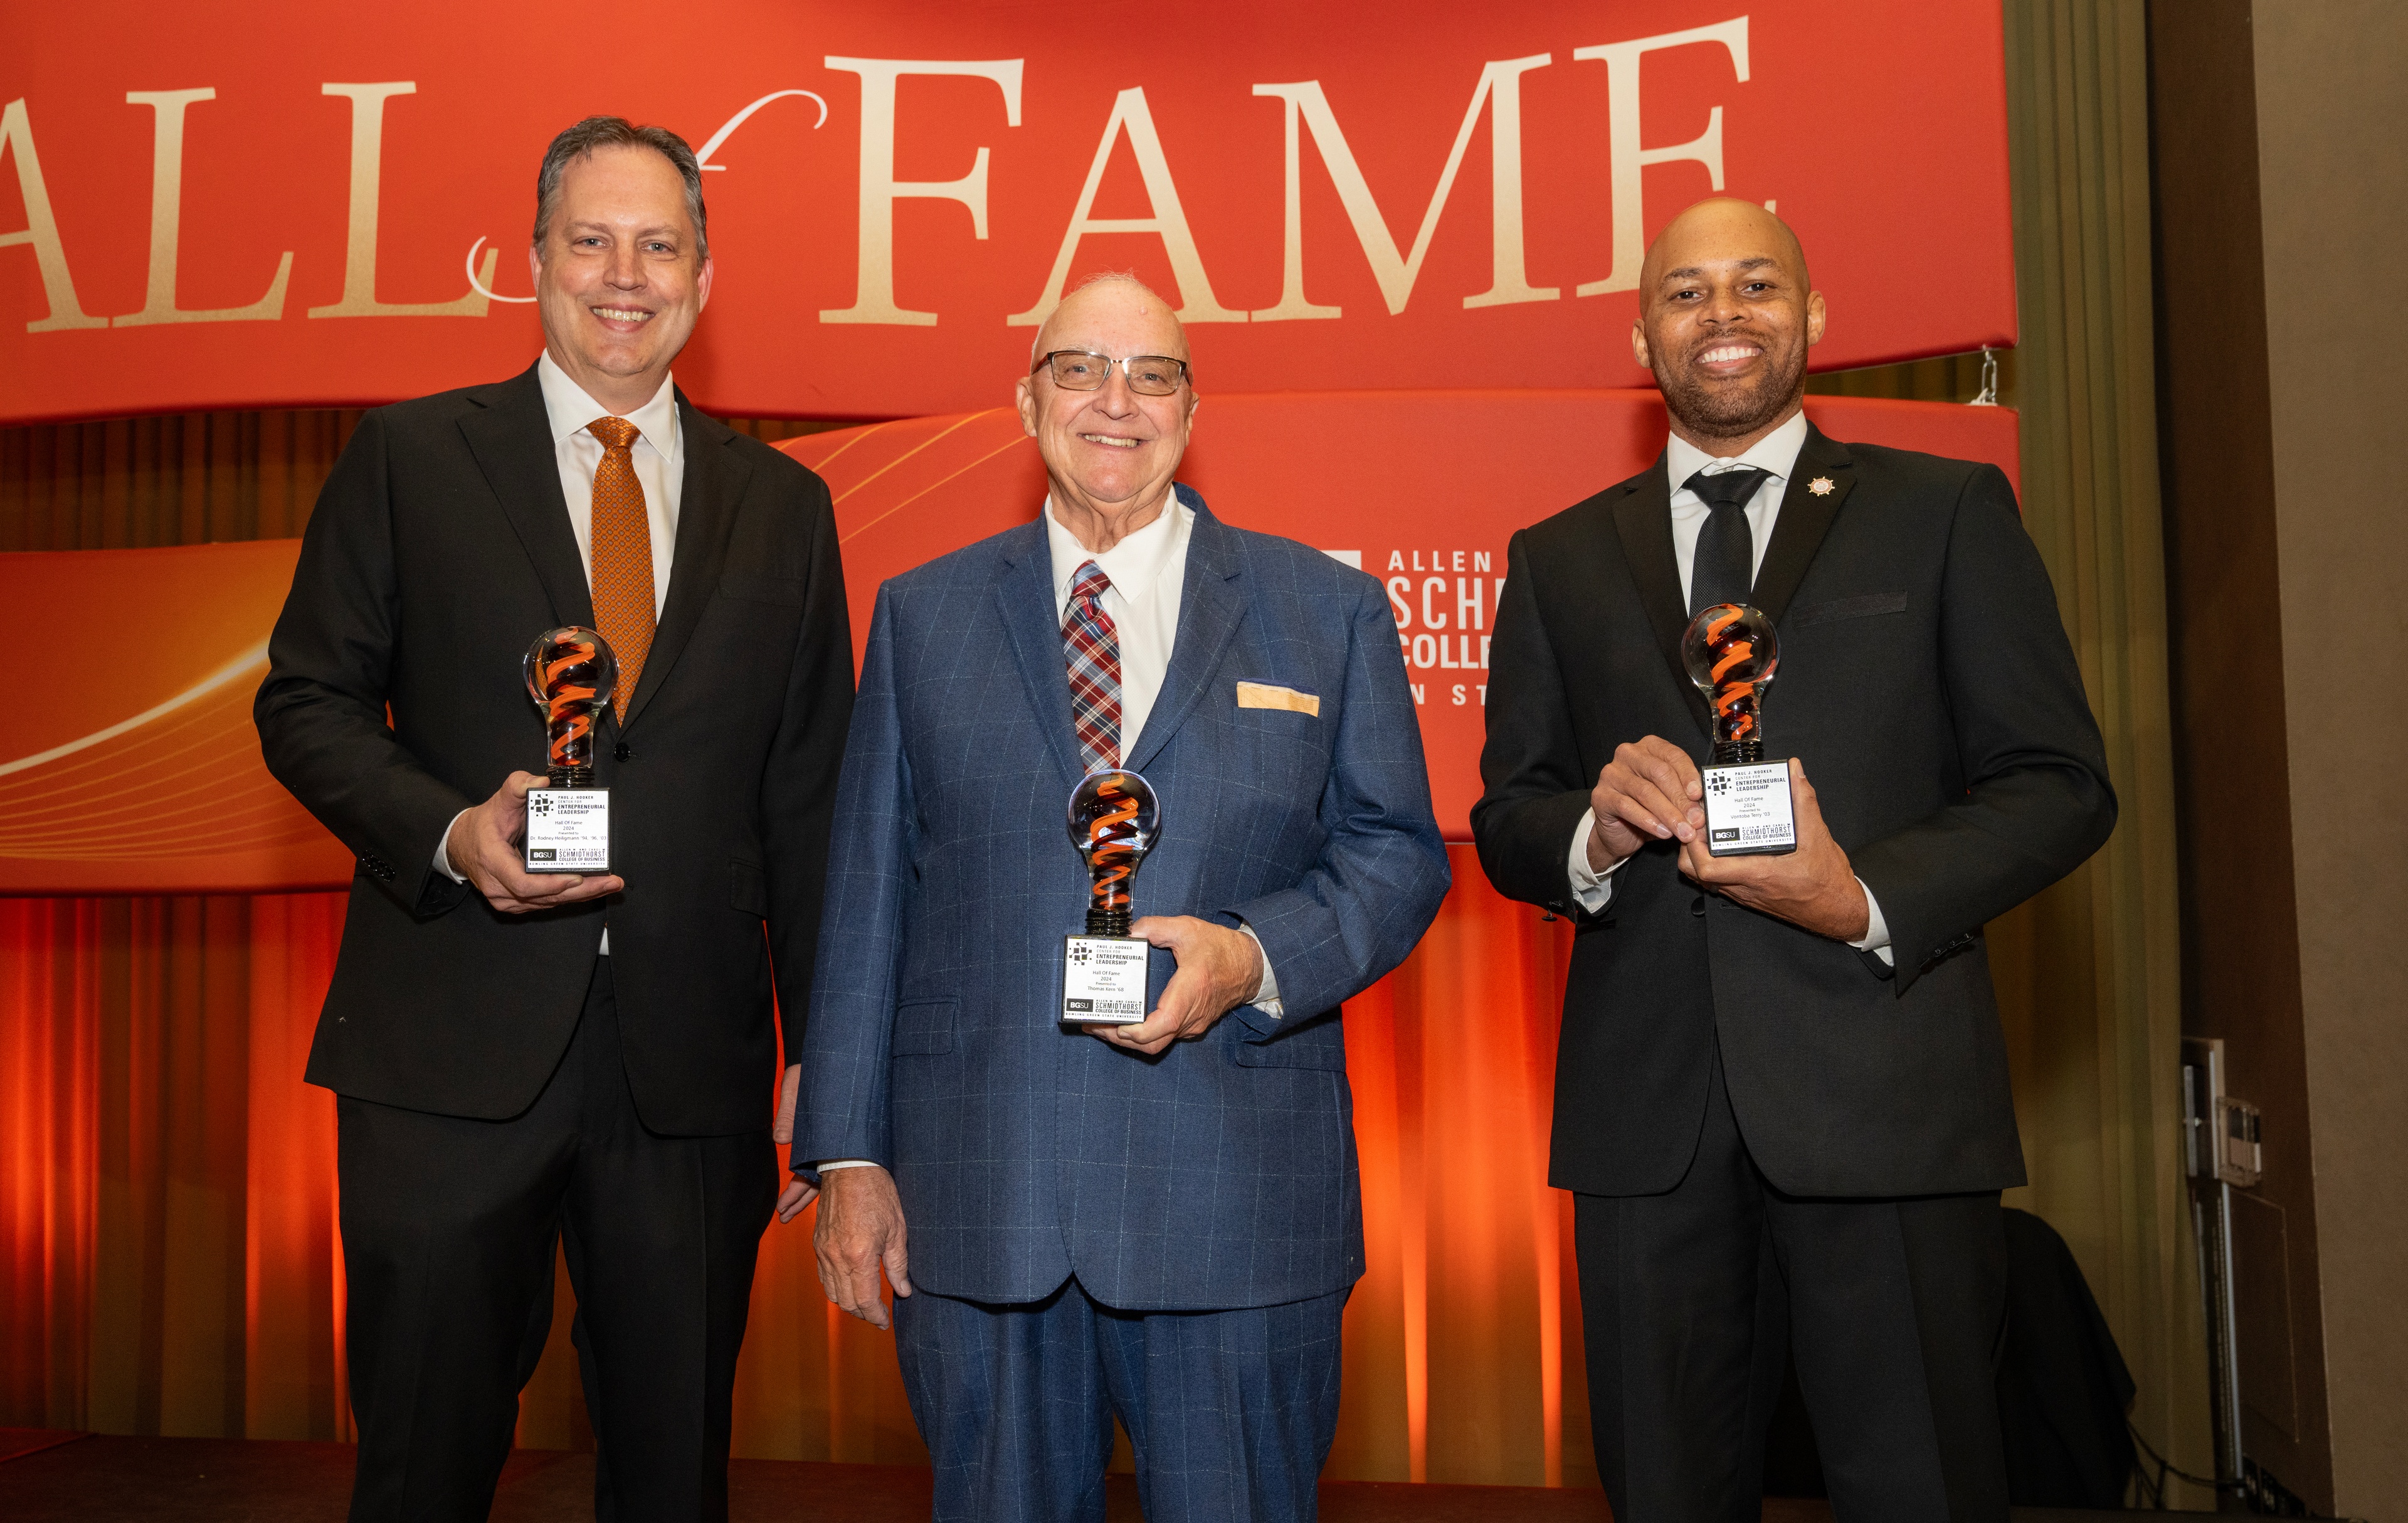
{"left": 256, "top": 364, "right": 853, "bottom": 1135}
{"left": 1472, "top": 425, "right": 2115, "bottom": 1199}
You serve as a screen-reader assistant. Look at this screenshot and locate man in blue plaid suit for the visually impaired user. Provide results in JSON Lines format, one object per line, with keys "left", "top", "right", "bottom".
{"left": 793, "top": 273, "right": 1449, "bottom": 1521}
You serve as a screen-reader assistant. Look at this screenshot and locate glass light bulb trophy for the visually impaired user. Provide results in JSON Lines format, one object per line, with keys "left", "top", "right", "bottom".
{"left": 1061, "top": 769, "right": 1162, "bottom": 1024}
{"left": 1681, "top": 603, "right": 1797, "bottom": 856}
{"left": 521, "top": 626, "right": 617, "bottom": 873}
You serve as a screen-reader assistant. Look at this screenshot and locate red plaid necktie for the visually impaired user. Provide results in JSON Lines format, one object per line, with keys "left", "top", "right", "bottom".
{"left": 1063, "top": 561, "right": 1121, "bottom": 772}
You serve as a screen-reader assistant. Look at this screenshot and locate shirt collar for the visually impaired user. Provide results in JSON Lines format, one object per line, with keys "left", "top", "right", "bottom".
{"left": 1664, "top": 407, "right": 1812, "bottom": 497}
{"left": 1045, "top": 491, "right": 1191, "bottom": 605}
{"left": 536, "top": 351, "right": 681, "bottom": 470}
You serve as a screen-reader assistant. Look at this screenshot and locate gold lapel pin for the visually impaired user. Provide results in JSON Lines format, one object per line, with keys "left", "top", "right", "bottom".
{"left": 1809, "top": 477, "right": 1835, "bottom": 496}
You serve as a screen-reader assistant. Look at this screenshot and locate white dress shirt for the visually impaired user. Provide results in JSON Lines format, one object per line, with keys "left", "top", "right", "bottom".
{"left": 1564, "top": 410, "right": 1893, "bottom": 962}
{"left": 1043, "top": 493, "right": 1190, "bottom": 758}
{"left": 432, "top": 355, "right": 685, "bottom": 957}
{"left": 536, "top": 353, "right": 683, "bottom": 618}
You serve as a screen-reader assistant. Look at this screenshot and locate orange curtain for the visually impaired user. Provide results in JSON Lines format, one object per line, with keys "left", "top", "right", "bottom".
{"left": 0, "top": 857, "right": 1592, "bottom": 1485}
{"left": 0, "top": 894, "right": 346, "bottom": 1439}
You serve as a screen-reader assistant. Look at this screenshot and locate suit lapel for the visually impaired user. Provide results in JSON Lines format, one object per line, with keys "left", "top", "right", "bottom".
{"left": 623, "top": 396, "right": 748, "bottom": 730}
{"left": 1123, "top": 492, "right": 1245, "bottom": 777}
{"left": 1751, "top": 425, "right": 1856, "bottom": 630}
{"left": 995, "top": 519, "right": 1087, "bottom": 790}
{"left": 1610, "top": 457, "right": 1711, "bottom": 736}
{"left": 458, "top": 364, "right": 594, "bottom": 632}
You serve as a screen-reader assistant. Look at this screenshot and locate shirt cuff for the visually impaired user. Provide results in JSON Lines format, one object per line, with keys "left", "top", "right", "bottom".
{"left": 1238, "top": 923, "right": 1282, "bottom": 1019}
{"left": 433, "top": 808, "right": 472, "bottom": 884}
{"left": 815, "top": 1159, "right": 877, "bottom": 1172}
{"left": 1566, "top": 809, "right": 1628, "bottom": 914}
{"left": 1848, "top": 878, "right": 1895, "bottom": 966}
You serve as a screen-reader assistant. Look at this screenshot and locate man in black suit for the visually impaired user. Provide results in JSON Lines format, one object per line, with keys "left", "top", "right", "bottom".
{"left": 1472, "top": 199, "right": 2115, "bottom": 1521}
{"left": 255, "top": 117, "right": 851, "bottom": 1522}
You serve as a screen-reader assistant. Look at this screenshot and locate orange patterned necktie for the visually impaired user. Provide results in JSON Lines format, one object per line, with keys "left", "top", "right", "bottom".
{"left": 586, "top": 417, "right": 655, "bottom": 721}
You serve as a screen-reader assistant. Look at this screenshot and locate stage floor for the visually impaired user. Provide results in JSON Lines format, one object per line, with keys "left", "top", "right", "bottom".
{"left": 0, "top": 1433, "right": 2169, "bottom": 1520}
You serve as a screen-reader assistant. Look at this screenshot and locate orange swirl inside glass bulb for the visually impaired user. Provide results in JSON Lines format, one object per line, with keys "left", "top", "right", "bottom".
{"left": 1681, "top": 602, "right": 1778, "bottom": 755}
{"left": 542, "top": 640, "right": 601, "bottom": 768}
{"left": 1085, "top": 780, "right": 1141, "bottom": 914}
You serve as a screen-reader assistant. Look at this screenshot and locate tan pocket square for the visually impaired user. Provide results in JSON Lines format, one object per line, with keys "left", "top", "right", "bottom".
{"left": 1235, "top": 682, "right": 1320, "bottom": 716}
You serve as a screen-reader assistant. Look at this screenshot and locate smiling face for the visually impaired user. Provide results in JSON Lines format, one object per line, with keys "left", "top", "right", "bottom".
{"left": 531, "top": 144, "right": 712, "bottom": 411}
{"left": 1015, "top": 278, "right": 1197, "bottom": 521}
{"left": 1630, "top": 199, "right": 1824, "bottom": 449}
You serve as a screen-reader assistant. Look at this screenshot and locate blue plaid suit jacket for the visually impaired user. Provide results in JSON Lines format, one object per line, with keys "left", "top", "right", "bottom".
{"left": 798, "top": 489, "right": 1449, "bottom": 1310}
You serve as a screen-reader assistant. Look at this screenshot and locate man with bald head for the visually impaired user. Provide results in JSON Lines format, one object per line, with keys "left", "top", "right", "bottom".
{"left": 1475, "top": 201, "right": 2114, "bottom": 1519}
{"left": 796, "top": 273, "right": 1447, "bottom": 1521}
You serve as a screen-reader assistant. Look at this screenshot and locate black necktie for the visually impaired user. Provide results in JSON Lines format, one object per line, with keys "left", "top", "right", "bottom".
{"left": 1686, "top": 465, "right": 1772, "bottom": 615}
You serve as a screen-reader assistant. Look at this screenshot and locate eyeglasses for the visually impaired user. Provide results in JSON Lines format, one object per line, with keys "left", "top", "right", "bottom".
{"left": 1031, "top": 351, "right": 1192, "bottom": 396}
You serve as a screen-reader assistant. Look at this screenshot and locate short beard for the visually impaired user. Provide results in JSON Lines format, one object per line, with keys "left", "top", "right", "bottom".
{"left": 1657, "top": 346, "right": 1807, "bottom": 441}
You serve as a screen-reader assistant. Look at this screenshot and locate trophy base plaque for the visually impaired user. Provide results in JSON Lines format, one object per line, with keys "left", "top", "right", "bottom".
{"left": 524, "top": 787, "right": 612, "bottom": 874}
{"left": 1063, "top": 935, "right": 1149, "bottom": 1025}
{"left": 1701, "top": 762, "right": 1796, "bottom": 857}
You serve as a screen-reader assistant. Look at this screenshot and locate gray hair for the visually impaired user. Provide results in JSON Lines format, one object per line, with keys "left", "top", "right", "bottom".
{"left": 532, "top": 117, "right": 709, "bottom": 262}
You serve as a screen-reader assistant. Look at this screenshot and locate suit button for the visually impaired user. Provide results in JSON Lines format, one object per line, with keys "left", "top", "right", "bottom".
{"left": 614, "top": 742, "right": 633, "bottom": 762}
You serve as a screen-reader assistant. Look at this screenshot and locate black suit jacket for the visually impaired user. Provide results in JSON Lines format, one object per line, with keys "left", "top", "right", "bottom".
{"left": 256, "top": 364, "right": 853, "bottom": 1133}
{"left": 1472, "top": 425, "right": 2114, "bottom": 1198}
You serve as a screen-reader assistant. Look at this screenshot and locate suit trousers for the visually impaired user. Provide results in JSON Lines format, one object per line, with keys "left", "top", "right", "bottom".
{"left": 895, "top": 1277, "right": 1348, "bottom": 1523}
{"left": 1575, "top": 1053, "right": 2009, "bottom": 1523}
{"left": 334, "top": 959, "right": 777, "bottom": 1522}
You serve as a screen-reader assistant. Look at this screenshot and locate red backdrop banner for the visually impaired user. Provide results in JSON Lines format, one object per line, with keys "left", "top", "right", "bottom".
{"left": 1, "top": 0, "right": 2009, "bottom": 425}
{"left": 0, "top": 393, "right": 2015, "bottom": 894}
{"left": 0, "top": 539, "right": 345, "bottom": 895}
